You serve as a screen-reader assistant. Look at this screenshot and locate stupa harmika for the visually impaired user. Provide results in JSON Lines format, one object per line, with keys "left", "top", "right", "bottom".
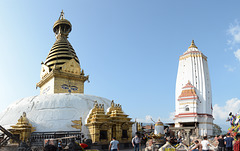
{"left": 174, "top": 40, "right": 213, "bottom": 136}
{"left": 0, "top": 11, "right": 133, "bottom": 146}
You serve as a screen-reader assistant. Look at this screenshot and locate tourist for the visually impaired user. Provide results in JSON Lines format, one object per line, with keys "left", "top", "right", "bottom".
{"left": 190, "top": 140, "right": 202, "bottom": 151}
{"left": 234, "top": 133, "right": 240, "bottom": 151}
{"left": 142, "top": 135, "right": 147, "bottom": 147}
{"left": 109, "top": 137, "right": 119, "bottom": 151}
{"left": 58, "top": 140, "right": 63, "bottom": 151}
{"left": 169, "top": 136, "right": 175, "bottom": 145}
{"left": 225, "top": 133, "right": 234, "bottom": 151}
{"left": 44, "top": 140, "right": 57, "bottom": 151}
{"left": 201, "top": 136, "right": 210, "bottom": 151}
{"left": 177, "top": 136, "right": 182, "bottom": 144}
{"left": 217, "top": 135, "right": 225, "bottom": 151}
{"left": 132, "top": 134, "right": 141, "bottom": 151}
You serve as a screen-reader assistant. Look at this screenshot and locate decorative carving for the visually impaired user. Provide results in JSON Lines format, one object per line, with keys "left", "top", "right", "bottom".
{"left": 71, "top": 117, "right": 82, "bottom": 131}
{"left": 40, "top": 64, "right": 50, "bottom": 79}
{"left": 62, "top": 59, "right": 81, "bottom": 75}
{"left": 176, "top": 143, "right": 188, "bottom": 150}
{"left": 122, "top": 123, "right": 129, "bottom": 130}
{"left": 159, "top": 142, "right": 175, "bottom": 151}
{"left": 107, "top": 100, "right": 123, "bottom": 115}
{"left": 100, "top": 124, "right": 109, "bottom": 130}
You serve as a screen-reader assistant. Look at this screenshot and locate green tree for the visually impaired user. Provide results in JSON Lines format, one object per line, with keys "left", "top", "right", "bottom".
{"left": 213, "top": 123, "right": 222, "bottom": 136}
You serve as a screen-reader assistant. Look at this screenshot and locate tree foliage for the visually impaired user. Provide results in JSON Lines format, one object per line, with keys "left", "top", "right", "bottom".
{"left": 213, "top": 123, "right": 222, "bottom": 136}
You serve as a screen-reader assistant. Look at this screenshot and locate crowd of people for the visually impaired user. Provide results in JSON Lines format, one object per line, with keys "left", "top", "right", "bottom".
{"left": 189, "top": 133, "right": 240, "bottom": 151}
{"left": 109, "top": 133, "right": 142, "bottom": 151}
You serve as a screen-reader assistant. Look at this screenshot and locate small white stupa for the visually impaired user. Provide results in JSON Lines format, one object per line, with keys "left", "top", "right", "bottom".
{"left": 154, "top": 119, "right": 164, "bottom": 135}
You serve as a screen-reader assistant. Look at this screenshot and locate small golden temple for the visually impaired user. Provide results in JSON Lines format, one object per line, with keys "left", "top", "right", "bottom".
{"left": 8, "top": 112, "right": 35, "bottom": 143}
{"left": 86, "top": 100, "right": 133, "bottom": 144}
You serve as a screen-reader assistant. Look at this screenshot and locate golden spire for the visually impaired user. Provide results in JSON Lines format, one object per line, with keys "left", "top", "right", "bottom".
{"left": 59, "top": 10, "right": 65, "bottom": 20}
{"left": 188, "top": 40, "right": 198, "bottom": 49}
{"left": 44, "top": 11, "right": 78, "bottom": 70}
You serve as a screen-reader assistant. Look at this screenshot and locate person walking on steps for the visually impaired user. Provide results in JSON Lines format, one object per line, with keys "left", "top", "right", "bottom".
{"left": 132, "top": 134, "right": 141, "bottom": 151}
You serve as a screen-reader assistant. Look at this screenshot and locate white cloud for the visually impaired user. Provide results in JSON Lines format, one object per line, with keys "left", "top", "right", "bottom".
{"left": 136, "top": 115, "right": 153, "bottom": 123}
{"left": 227, "top": 20, "right": 240, "bottom": 62}
{"left": 227, "top": 20, "right": 240, "bottom": 45}
{"left": 224, "top": 65, "right": 236, "bottom": 72}
{"left": 234, "top": 49, "right": 240, "bottom": 61}
{"left": 169, "top": 112, "right": 175, "bottom": 121}
{"left": 213, "top": 98, "right": 240, "bottom": 120}
{"left": 136, "top": 112, "right": 174, "bottom": 124}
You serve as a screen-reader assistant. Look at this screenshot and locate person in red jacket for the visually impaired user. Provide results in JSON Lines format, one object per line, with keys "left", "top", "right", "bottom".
{"left": 234, "top": 133, "right": 240, "bottom": 151}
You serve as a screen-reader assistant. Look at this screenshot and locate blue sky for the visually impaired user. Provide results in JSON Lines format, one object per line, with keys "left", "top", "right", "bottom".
{"left": 0, "top": 1, "right": 240, "bottom": 131}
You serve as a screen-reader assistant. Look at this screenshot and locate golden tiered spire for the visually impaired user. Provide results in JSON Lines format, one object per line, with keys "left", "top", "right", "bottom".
{"left": 37, "top": 11, "right": 89, "bottom": 94}
{"left": 188, "top": 40, "right": 198, "bottom": 49}
{"left": 44, "top": 10, "right": 79, "bottom": 70}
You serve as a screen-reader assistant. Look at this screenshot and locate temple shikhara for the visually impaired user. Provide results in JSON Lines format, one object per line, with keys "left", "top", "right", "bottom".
{"left": 0, "top": 11, "right": 133, "bottom": 149}
{"left": 173, "top": 40, "right": 213, "bottom": 137}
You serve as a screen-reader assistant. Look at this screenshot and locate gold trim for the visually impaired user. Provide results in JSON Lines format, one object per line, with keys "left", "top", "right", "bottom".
{"left": 179, "top": 102, "right": 197, "bottom": 105}
{"left": 179, "top": 53, "right": 207, "bottom": 61}
{"left": 36, "top": 69, "right": 89, "bottom": 88}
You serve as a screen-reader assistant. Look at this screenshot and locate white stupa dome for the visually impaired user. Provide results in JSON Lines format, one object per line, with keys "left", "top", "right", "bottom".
{"left": 0, "top": 93, "right": 111, "bottom": 136}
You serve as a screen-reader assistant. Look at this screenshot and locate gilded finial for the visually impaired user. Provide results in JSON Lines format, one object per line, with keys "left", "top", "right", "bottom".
{"left": 188, "top": 40, "right": 198, "bottom": 49}
{"left": 59, "top": 10, "right": 65, "bottom": 20}
{"left": 111, "top": 100, "right": 114, "bottom": 107}
{"left": 81, "top": 69, "right": 85, "bottom": 75}
{"left": 94, "top": 100, "right": 98, "bottom": 107}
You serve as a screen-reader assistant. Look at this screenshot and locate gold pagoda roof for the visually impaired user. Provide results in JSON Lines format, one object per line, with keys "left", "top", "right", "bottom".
{"left": 44, "top": 11, "right": 79, "bottom": 70}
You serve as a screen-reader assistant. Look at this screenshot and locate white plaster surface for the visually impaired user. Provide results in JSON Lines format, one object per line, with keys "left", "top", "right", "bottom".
{"left": 0, "top": 93, "right": 112, "bottom": 137}
{"left": 175, "top": 47, "right": 212, "bottom": 115}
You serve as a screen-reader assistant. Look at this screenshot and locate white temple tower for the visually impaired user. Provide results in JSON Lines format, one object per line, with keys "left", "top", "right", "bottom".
{"left": 174, "top": 40, "right": 213, "bottom": 136}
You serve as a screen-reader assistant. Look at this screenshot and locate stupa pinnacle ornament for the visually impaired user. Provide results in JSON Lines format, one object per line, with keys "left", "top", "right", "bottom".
{"left": 188, "top": 40, "right": 198, "bottom": 49}
{"left": 36, "top": 11, "right": 89, "bottom": 94}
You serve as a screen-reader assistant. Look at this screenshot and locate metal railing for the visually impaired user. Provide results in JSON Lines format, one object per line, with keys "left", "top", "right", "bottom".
{"left": 0, "top": 125, "right": 17, "bottom": 147}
